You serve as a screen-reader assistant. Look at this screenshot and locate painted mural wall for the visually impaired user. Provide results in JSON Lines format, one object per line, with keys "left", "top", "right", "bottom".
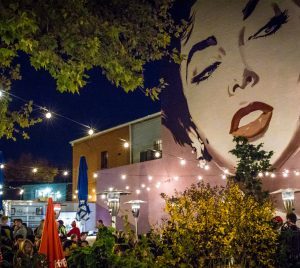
{"left": 97, "top": 0, "right": 300, "bottom": 232}
{"left": 163, "top": 0, "right": 300, "bottom": 171}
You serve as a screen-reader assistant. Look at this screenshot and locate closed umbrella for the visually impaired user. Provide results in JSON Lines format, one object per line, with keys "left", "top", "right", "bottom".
{"left": 0, "top": 152, "right": 5, "bottom": 214}
{"left": 39, "top": 198, "right": 67, "bottom": 268}
{"left": 76, "top": 156, "right": 90, "bottom": 223}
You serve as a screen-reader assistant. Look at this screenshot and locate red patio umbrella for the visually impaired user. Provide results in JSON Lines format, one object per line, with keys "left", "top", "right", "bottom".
{"left": 39, "top": 198, "right": 67, "bottom": 268}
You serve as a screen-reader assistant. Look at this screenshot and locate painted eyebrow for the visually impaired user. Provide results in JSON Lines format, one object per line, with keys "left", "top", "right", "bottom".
{"left": 186, "top": 36, "right": 217, "bottom": 81}
{"left": 243, "top": 0, "right": 260, "bottom": 20}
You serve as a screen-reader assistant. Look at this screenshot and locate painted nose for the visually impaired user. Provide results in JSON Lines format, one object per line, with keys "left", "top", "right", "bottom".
{"left": 228, "top": 26, "right": 259, "bottom": 96}
{"left": 231, "top": 68, "right": 259, "bottom": 93}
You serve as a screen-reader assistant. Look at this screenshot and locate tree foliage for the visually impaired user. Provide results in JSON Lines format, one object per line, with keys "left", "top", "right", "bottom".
{"left": 0, "top": 0, "right": 184, "bottom": 140}
{"left": 158, "top": 182, "right": 278, "bottom": 267}
{"left": 229, "top": 136, "right": 273, "bottom": 202}
{"left": 4, "top": 153, "right": 58, "bottom": 183}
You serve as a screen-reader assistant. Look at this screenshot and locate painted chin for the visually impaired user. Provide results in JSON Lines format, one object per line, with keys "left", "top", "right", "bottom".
{"left": 229, "top": 101, "right": 273, "bottom": 139}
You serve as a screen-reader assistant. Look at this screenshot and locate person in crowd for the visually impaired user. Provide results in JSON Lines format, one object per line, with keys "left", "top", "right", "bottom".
{"left": 57, "top": 220, "right": 67, "bottom": 240}
{"left": 80, "top": 240, "right": 89, "bottom": 247}
{"left": 282, "top": 212, "right": 299, "bottom": 231}
{"left": 34, "top": 219, "right": 44, "bottom": 238}
{"left": 13, "top": 234, "right": 24, "bottom": 252}
{"left": 78, "top": 231, "right": 88, "bottom": 246}
{"left": 67, "top": 220, "right": 80, "bottom": 238}
{"left": 23, "top": 222, "right": 33, "bottom": 236}
{"left": 0, "top": 216, "right": 13, "bottom": 244}
{"left": 13, "top": 219, "right": 27, "bottom": 239}
{"left": 63, "top": 234, "right": 78, "bottom": 258}
{"left": 13, "top": 239, "right": 47, "bottom": 267}
{"left": 96, "top": 219, "right": 105, "bottom": 228}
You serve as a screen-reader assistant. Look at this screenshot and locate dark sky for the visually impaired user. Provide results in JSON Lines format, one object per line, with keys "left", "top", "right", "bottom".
{"left": 0, "top": 54, "right": 161, "bottom": 169}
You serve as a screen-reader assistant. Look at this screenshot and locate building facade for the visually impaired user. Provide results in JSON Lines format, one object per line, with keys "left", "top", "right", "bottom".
{"left": 70, "top": 113, "right": 161, "bottom": 202}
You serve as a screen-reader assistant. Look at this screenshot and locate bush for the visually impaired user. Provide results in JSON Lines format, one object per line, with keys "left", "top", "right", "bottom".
{"left": 157, "top": 182, "right": 278, "bottom": 267}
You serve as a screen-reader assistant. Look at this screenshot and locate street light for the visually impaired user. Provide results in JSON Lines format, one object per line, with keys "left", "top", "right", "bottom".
{"left": 125, "top": 200, "right": 146, "bottom": 241}
{"left": 98, "top": 189, "right": 130, "bottom": 228}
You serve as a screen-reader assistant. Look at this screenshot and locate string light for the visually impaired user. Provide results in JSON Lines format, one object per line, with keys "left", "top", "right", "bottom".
{"left": 258, "top": 172, "right": 263, "bottom": 177}
{"left": 19, "top": 189, "right": 24, "bottom": 195}
{"left": 180, "top": 159, "right": 186, "bottom": 166}
{"left": 45, "top": 111, "right": 52, "bottom": 119}
{"left": 271, "top": 173, "right": 276, "bottom": 178}
{"left": 32, "top": 167, "right": 38, "bottom": 173}
{"left": 154, "top": 151, "right": 161, "bottom": 158}
{"left": 146, "top": 187, "right": 151, "bottom": 191}
{"left": 295, "top": 171, "right": 300, "bottom": 176}
{"left": 108, "top": 187, "right": 113, "bottom": 191}
{"left": 265, "top": 171, "right": 269, "bottom": 176}
{"left": 0, "top": 191, "right": 3, "bottom": 195}
{"left": 224, "top": 169, "right": 229, "bottom": 174}
{"left": 197, "top": 176, "right": 203, "bottom": 180}
{"left": 125, "top": 186, "right": 130, "bottom": 190}
{"left": 148, "top": 176, "right": 153, "bottom": 181}
{"left": 101, "top": 194, "right": 106, "bottom": 199}
{"left": 173, "top": 176, "right": 179, "bottom": 181}
{"left": 204, "top": 165, "right": 210, "bottom": 170}
{"left": 63, "top": 171, "right": 69, "bottom": 176}
{"left": 123, "top": 141, "right": 129, "bottom": 148}
{"left": 88, "top": 195, "right": 92, "bottom": 199}
{"left": 221, "top": 174, "right": 226, "bottom": 180}
{"left": 141, "top": 184, "right": 146, "bottom": 188}
{"left": 73, "top": 195, "right": 76, "bottom": 199}
{"left": 0, "top": 90, "right": 3, "bottom": 98}
{"left": 88, "top": 128, "right": 94, "bottom": 136}
{"left": 75, "top": 190, "right": 78, "bottom": 194}
{"left": 136, "top": 189, "right": 141, "bottom": 195}
{"left": 155, "top": 182, "right": 161, "bottom": 188}
{"left": 92, "top": 189, "right": 96, "bottom": 193}
{"left": 93, "top": 173, "right": 98, "bottom": 178}
{"left": 0, "top": 164, "right": 4, "bottom": 169}
{"left": 121, "top": 174, "right": 126, "bottom": 180}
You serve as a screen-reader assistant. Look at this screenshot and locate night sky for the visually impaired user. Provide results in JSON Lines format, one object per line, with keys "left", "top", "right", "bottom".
{"left": 0, "top": 54, "right": 162, "bottom": 169}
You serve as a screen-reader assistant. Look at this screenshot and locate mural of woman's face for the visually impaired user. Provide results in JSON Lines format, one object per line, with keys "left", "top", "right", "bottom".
{"left": 181, "top": 0, "right": 300, "bottom": 168}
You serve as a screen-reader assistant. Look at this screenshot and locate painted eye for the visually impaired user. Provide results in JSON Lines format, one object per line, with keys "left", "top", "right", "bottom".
{"left": 249, "top": 10, "right": 288, "bottom": 40}
{"left": 191, "top": 61, "right": 221, "bottom": 84}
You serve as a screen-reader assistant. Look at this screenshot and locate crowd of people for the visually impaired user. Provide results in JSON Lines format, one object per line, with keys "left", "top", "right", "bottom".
{"left": 0, "top": 216, "right": 105, "bottom": 267}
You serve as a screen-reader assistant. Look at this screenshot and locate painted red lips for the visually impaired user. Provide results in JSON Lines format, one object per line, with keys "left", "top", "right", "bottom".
{"left": 230, "top": 101, "right": 273, "bottom": 139}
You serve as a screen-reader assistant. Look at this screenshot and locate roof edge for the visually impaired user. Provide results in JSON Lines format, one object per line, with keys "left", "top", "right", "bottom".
{"left": 69, "top": 111, "right": 161, "bottom": 146}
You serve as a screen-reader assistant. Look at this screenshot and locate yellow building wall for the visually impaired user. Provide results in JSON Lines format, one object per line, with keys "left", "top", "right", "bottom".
{"left": 72, "top": 126, "right": 130, "bottom": 201}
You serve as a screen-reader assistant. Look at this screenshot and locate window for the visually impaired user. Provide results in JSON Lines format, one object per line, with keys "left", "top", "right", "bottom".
{"left": 101, "top": 151, "right": 108, "bottom": 169}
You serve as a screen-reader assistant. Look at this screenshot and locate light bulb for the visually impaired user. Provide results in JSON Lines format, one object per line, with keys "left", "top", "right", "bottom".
{"left": 154, "top": 151, "right": 161, "bottom": 158}
{"left": 136, "top": 189, "right": 141, "bottom": 195}
{"left": 45, "top": 112, "right": 52, "bottom": 119}
{"left": 197, "top": 176, "right": 203, "bottom": 180}
{"left": 148, "top": 176, "right": 153, "bottom": 181}
{"left": 73, "top": 195, "right": 76, "bottom": 199}
{"left": 271, "top": 173, "right": 276, "bottom": 178}
{"left": 32, "top": 168, "right": 38, "bottom": 173}
{"left": 92, "top": 189, "right": 96, "bottom": 193}
{"left": 258, "top": 172, "right": 263, "bottom": 177}
{"left": 123, "top": 141, "right": 129, "bottom": 148}
{"left": 121, "top": 174, "right": 126, "bottom": 180}
{"left": 222, "top": 174, "right": 226, "bottom": 180}
{"left": 141, "top": 184, "right": 146, "bottom": 188}
{"left": 265, "top": 172, "right": 269, "bottom": 176}
{"left": 88, "top": 195, "right": 92, "bottom": 199}
{"left": 88, "top": 128, "right": 94, "bottom": 135}
{"left": 93, "top": 173, "right": 98, "bottom": 178}
{"left": 295, "top": 171, "right": 300, "bottom": 176}
{"left": 180, "top": 159, "right": 186, "bottom": 166}
{"left": 155, "top": 182, "right": 161, "bottom": 188}
{"left": 125, "top": 186, "right": 130, "bottom": 190}
{"left": 63, "top": 171, "right": 69, "bottom": 176}
{"left": 75, "top": 190, "right": 78, "bottom": 194}
{"left": 0, "top": 164, "right": 4, "bottom": 169}
{"left": 146, "top": 187, "right": 151, "bottom": 191}
{"left": 173, "top": 176, "right": 179, "bottom": 181}
{"left": 204, "top": 165, "right": 210, "bottom": 170}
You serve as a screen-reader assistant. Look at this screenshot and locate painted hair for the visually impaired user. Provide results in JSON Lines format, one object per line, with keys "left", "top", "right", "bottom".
{"left": 162, "top": 0, "right": 212, "bottom": 162}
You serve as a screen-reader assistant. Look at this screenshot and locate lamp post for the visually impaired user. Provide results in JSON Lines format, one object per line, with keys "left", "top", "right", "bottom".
{"left": 125, "top": 200, "right": 146, "bottom": 241}
{"left": 99, "top": 189, "right": 130, "bottom": 229}
{"left": 270, "top": 188, "right": 300, "bottom": 212}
